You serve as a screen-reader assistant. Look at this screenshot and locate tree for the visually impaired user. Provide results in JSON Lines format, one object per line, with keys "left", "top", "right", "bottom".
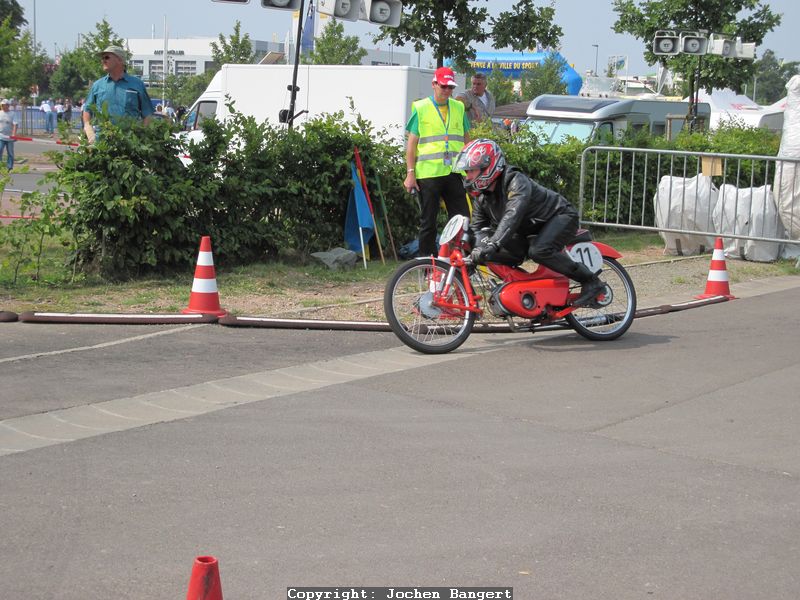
{"left": 612, "top": 0, "right": 781, "bottom": 103}
{"left": 374, "top": 0, "right": 561, "bottom": 70}
{"left": 49, "top": 50, "right": 90, "bottom": 99}
{"left": 302, "top": 18, "right": 367, "bottom": 65}
{"left": 2, "top": 29, "right": 47, "bottom": 99}
{"left": 166, "top": 71, "right": 216, "bottom": 108}
{"left": 491, "top": 0, "right": 562, "bottom": 54}
{"left": 0, "top": 0, "right": 25, "bottom": 33}
{"left": 210, "top": 20, "right": 254, "bottom": 68}
{"left": 487, "top": 69, "right": 517, "bottom": 106}
{"left": 0, "top": 14, "right": 17, "bottom": 86}
{"left": 48, "top": 19, "right": 125, "bottom": 100}
{"left": 752, "top": 49, "right": 799, "bottom": 104}
{"left": 519, "top": 53, "right": 567, "bottom": 101}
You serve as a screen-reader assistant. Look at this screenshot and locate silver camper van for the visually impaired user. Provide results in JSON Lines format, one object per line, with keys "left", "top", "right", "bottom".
{"left": 524, "top": 95, "right": 711, "bottom": 143}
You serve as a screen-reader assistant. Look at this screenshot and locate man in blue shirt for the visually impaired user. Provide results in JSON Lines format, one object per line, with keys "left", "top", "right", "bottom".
{"left": 82, "top": 46, "right": 153, "bottom": 143}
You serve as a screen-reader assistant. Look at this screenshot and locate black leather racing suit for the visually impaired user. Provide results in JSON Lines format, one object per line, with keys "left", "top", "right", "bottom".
{"left": 469, "top": 166, "right": 597, "bottom": 283}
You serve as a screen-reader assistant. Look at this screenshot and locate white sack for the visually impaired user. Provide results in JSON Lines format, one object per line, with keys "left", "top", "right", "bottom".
{"left": 713, "top": 184, "right": 782, "bottom": 262}
{"left": 654, "top": 175, "right": 718, "bottom": 255}
{"left": 774, "top": 74, "right": 800, "bottom": 240}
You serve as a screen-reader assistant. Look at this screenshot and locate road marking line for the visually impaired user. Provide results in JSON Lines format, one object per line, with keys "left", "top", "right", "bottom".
{"left": 136, "top": 399, "right": 203, "bottom": 415}
{"left": 0, "top": 421, "right": 73, "bottom": 442}
{"left": 168, "top": 388, "right": 234, "bottom": 404}
{"left": 0, "top": 324, "right": 208, "bottom": 364}
{"left": 48, "top": 413, "right": 110, "bottom": 431}
{"left": 0, "top": 334, "right": 538, "bottom": 457}
{"left": 206, "top": 381, "right": 272, "bottom": 398}
{"left": 90, "top": 405, "right": 146, "bottom": 421}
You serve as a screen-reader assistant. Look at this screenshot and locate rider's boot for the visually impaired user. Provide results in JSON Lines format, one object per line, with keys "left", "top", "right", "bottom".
{"left": 572, "top": 262, "right": 606, "bottom": 306}
{"left": 532, "top": 252, "right": 606, "bottom": 307}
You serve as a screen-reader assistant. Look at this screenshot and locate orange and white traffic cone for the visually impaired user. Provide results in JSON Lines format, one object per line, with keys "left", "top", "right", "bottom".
{"left": 182, "top": 236, "right": 228, "bottom": 316}
{"left": 185, "top": 556, "right": 223, "bottom": 600}
{"left": 695, "top": 237, "right": 736, "bottom": 300}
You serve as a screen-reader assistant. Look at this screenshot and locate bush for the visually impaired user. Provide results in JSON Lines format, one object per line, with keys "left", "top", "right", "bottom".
{"left": 7, "top": 107, "right": 784, "bottom": 283}
{"left": 49, "top": 107, "right": 414, "bottom": 279}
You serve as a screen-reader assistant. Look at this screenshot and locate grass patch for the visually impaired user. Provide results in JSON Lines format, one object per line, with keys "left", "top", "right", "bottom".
{"left": 298, "top": 296, "right": 353, "bottom": 309}
{"left": 0, "top": 233, "right": 404, "bottom": 313}
{"left": 592, "top": 229, "right": 664, "bottom": 253}
{"left": 2, "top": 231, "right": 796, "bottom": 315}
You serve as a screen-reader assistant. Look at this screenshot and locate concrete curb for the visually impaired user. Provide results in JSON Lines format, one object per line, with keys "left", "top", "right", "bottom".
{"left": 18, "top": 312, "right": 218, "bottom": 325}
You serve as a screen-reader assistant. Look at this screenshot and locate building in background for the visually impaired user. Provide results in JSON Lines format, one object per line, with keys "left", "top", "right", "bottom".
{"left": 125, "top": 37, "right": 410, "bottom": 86}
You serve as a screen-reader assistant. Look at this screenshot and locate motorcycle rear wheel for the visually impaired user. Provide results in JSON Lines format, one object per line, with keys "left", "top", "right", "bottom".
{"left": 384, "top": 259, "right": 476, "bottom": 354}
{"left": 565, "top": 257, "right": 636, "bottom": 341}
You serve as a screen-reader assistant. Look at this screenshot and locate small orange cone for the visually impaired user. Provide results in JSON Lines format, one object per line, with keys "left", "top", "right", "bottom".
{"left": 696, "top": 237, "right": 736, "bottom": 300}
{"left": 185, "top": 555, "right": 223, "bottom": 600}
{"left": 183, "top": 236, "right": 228, "bottom": 316}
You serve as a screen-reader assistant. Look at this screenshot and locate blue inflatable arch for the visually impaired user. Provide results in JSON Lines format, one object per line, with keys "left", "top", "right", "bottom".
{"left": 462, "top": 51, "right": 583, "bottom": 96}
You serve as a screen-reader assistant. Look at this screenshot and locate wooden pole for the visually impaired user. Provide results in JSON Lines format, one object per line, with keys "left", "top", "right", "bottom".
{"left": 374, "top": 173, "right": 398, "bottom": 260}
{"left": 353, "top": 147, "right": 385, "bottom": 264}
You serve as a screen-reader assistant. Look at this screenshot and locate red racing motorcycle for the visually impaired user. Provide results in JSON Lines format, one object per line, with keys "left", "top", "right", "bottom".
{"left": 383, "top": 215, "right": 636, "bottom": 354}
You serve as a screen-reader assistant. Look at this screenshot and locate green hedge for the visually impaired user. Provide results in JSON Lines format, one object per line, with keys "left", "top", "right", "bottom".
{"left": 2, "top": 110, "right": 783, "bottom": 282}
{"left": 45, "top": 108, "right": 416, "bottom": 279}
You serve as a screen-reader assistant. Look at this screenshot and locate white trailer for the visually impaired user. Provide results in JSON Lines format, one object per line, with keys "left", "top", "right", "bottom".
{"left": 524, "top": 94, "right": 712, "bottom": 143}
{"left": 181, "top": 63, "right": 443, "bottom": 146}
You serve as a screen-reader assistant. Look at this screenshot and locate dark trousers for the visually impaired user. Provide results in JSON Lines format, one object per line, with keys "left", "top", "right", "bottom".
{"left": 528, "top": 210, "right": 594, "bottom": 283}
{"left": 417, "top": 173, "right": 469, "bottom": 256}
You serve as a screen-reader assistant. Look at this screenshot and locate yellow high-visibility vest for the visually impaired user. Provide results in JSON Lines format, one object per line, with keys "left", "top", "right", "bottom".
{"left": 413, "top": 97, "right": 466, "bottom": 179}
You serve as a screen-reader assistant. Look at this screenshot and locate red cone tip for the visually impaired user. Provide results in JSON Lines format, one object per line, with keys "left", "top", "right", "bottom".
{"left": 199, "top": 236, "right": 212, "bottom": 252}
{"left": 713, "top": 237, "right": 723, "bottom": 250}
{"left": 186, "top": 555, "right": 223, "bottom": 600}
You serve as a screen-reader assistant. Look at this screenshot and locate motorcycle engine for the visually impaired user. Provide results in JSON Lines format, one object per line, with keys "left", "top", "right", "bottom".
{"left": 487, "top": 283, "right": 511, "bottom": 317}
{"left": 489, "top": 281, "right": 544, "bottom": 319}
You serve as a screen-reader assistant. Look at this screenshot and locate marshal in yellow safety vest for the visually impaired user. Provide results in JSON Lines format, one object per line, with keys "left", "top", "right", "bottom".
{"left": 411, "top": 97, "right": 467, "bottom": 179}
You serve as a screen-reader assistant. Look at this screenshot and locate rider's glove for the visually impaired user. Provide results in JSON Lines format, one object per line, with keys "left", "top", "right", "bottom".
{"left": 470, "top": 241, "right": 497, "bottom": 264}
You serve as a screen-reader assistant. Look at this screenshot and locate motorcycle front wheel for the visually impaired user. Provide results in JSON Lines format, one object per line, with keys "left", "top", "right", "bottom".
{"left": 384, "top": 259, "right": 476, "bottom": 354}
{"left": 565, "top": 257, "right": 636, "bottom": 341}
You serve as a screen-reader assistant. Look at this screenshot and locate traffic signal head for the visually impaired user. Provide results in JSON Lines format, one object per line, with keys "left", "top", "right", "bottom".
{"left": 652, "top": 30, "right": 680, "bottom": 55}
{"left": 679, "top": 32, "right": 708, "bottom": 55}
{"left": 318, "top": 0, "right": 359, "bottom": 21}
{"left": 359, "top": 0, "right": 402, "bottom": 27}
{"left": 261, "top": 0, "right": 301, "bottom": 9}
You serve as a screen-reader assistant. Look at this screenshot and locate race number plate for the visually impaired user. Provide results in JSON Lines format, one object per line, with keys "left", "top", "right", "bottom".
{"left": 568, "top": 242, "right": 603, "bottom": 274}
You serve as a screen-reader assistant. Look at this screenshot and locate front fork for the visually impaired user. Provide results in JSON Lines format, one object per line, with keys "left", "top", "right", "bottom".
{"left": 429, "top": 251, "right": 483, "bottom": 315}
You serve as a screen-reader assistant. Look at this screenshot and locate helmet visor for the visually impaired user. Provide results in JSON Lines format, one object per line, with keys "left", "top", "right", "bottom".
{"left": 453, "top": 148, "right": 476, "bottom": 173}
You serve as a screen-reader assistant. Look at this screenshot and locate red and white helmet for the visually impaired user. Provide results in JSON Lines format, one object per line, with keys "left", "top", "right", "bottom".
{"left": 453, "top": 138, "right": 506, "bottom": 195}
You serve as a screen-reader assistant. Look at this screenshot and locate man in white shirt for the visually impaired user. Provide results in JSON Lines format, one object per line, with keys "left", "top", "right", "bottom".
{"left": 456, "top": 73, "right": 496, "bottom": 125}
{"left": 40, "top": 99, "right": 55, "bottom": 135}
{"left": 0, "top": 99, "right": 19, "bottom": 169}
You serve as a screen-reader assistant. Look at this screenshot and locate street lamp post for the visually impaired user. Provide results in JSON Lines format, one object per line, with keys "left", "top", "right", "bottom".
{"left": 592, "top": 44, "right": 599, "bottom": 75}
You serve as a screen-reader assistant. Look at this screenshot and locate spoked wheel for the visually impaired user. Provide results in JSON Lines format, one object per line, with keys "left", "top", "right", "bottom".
{"left": 566, "top": 257, "right": 636, "bottom": 341}
{"left": 384, "top": 259, "right": 476, "bottom": 354}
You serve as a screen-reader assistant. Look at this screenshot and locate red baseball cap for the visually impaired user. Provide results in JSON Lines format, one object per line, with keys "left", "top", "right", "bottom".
{"left": 432, "top": 67, "right": 458, "bottom": 88}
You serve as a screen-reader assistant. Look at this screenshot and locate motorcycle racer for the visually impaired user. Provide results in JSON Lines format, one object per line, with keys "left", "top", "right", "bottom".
{"left": 452, "top": 138, "right": 606, "bottom": 307}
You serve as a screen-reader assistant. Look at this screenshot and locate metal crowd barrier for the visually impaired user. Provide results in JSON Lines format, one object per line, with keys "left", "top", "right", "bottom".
{"left": 579, "top": 146, "right": 800, "bottom": 249}
{"left": 11, "top": 106, "right": 83, "bottom": 136}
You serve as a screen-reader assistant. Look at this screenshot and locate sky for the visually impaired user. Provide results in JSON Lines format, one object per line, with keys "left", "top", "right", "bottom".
{"left": 14, "top": 0, "right": 800, "bottom": 77}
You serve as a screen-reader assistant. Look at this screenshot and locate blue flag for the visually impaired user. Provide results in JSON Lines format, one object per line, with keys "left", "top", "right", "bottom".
{"left": 344, "top": 162, "right": 374, "bottom": 254}
{"left": 300, "top": 4, "right": 315, "bottom": 56}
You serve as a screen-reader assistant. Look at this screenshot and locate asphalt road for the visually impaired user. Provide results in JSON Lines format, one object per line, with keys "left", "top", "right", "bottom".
{"left": 4, "top": 138, "right": 66, "bottom": 196}
{"left": 1, "top": 279, "right": 799, "bottom": 599}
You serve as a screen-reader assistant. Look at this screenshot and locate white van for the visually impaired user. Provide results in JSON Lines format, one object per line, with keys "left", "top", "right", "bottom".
{"left": 524, "top": 95, "right": 712, "bottom": 143}
{"left": 181, "top": 63, "right": 440, "bottom": 148}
